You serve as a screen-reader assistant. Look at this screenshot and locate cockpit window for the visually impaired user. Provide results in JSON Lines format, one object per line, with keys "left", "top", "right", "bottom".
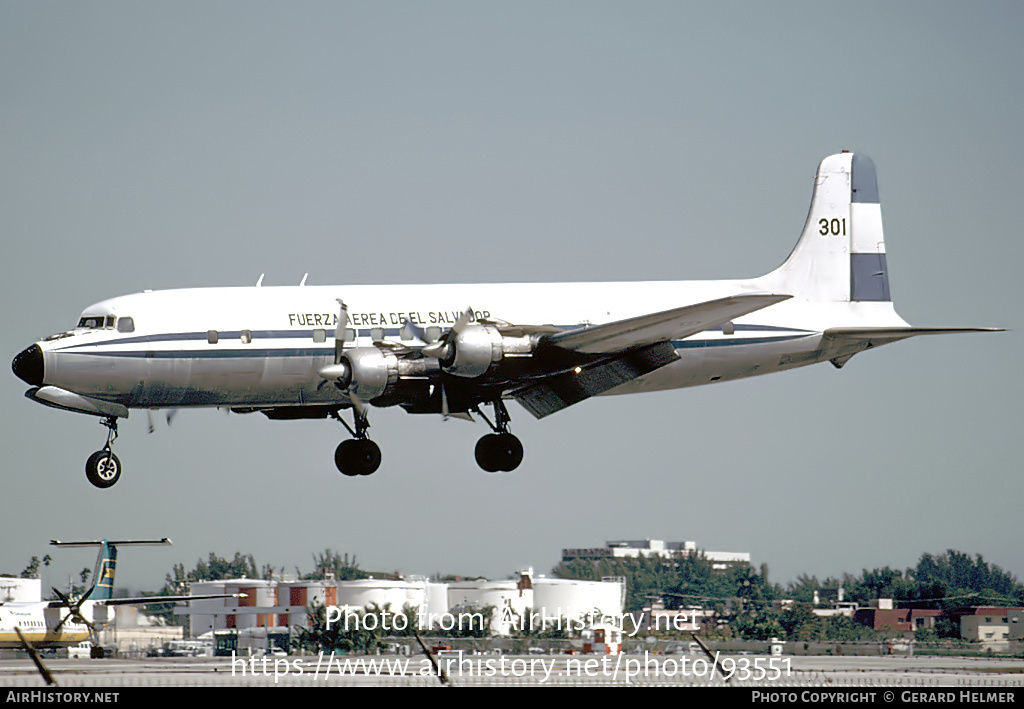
{"left": 77, "top": 316, "right": 107, "bottom": 329}
{"left": 117, "top": 317, "right": 135, "bottom": 333}
{"left": 77, "top": 315, "right": 123, "bottom": 330}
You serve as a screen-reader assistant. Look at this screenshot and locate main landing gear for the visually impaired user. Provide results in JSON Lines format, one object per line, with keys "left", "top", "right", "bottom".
{"left": 473, "top": 400, "right": 524, "bottom": 473}
{"left": 85, "top": 416, "right": 122, "bottom": 488}
{"left": 331, "top": 409, "right": 381, "bottom": 477}
{"left": 329, "top": 399, "right": 525, "bottom": 477}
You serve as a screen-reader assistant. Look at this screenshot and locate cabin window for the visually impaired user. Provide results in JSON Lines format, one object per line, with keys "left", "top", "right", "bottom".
{"left": 312, "top": 329, "right": 327, "bottom": 343}
{"left": 722, "top": 321, "right": 735, "bottom": 335}
{"left": 345, "top": 328, "right": 357, "bottom": 341}
{"left": 117, "top": 317, "right": 135, "bottom": 333}
{"left": 207, "top": 330, "right": 219, "bottom": 344}
{"left": 425, "top": 326, "right": 441, "bottom": 343}
{"left": 240, "top": 329, "right": 252, "bottom": 344}
{"left": 370, "top": 327, "right": 384, "bottom": 341}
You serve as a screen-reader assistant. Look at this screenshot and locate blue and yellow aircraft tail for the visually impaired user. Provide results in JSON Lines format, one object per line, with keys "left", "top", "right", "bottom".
{"left": 49, "top": 538, "right": 172, "bottom": 600}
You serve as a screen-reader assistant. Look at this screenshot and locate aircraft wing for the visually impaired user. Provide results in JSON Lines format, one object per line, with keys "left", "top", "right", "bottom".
{"left": 544, "top": 293, "right": 791, "bottom": 353}
{"left": 512, "top": 293, "right": 791, "bottom": 418}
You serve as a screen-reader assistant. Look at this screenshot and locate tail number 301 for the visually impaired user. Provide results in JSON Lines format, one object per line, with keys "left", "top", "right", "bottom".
{"left": 819, "top": 218, "right": 847, "bottom": 236}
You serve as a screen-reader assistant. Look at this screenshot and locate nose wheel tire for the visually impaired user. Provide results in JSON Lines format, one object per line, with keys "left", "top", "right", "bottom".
{"left": 335, "top": 439, "right": 382, "bottom": 476}
{"left": 86, "top": 450, "right": 121, "bottom": 488}
{"left": 475, "top": 432, "right": 523, "bottom": 473}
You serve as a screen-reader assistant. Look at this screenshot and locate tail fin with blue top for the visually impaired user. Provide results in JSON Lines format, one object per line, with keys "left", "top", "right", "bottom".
{"left": 757, "top": 151, "right": 1000, "bottom": 365}
{"left": 758, "top": 151, "right": 891, "bottom": 302}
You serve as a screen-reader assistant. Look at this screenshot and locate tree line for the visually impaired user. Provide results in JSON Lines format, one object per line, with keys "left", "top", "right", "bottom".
{"left": 552, "top": 549, "right": 1024, "bottom": 641}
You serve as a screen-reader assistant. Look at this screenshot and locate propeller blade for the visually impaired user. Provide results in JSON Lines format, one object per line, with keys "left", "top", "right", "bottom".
{"left": 51, "top": 588, "right": 76, "bottom": 634}
{"left": 420, "top": 306, "right": 475, "bottom": 360}
{"left": 420, "top": 340, "right": 449, "bottom": 360}
{"left": 349, "top": 390, "right": 366, "bottom": 417}
{"left": 322, "top": 300, "right": 364, "bottom": 415}
{"left": 451, "top": 307, "right": 474, "bottom": 335}
{"left": 54, "top": 612, "right": 70, "bottom": 634}
{"left": 147, "top": 409, "right": 178, "bottom": 433}
{"left": 334, "top": 299, "right": 349, "bottom": 365}
{"left": 52, "top": 584, "right": 93, "bottom": 606}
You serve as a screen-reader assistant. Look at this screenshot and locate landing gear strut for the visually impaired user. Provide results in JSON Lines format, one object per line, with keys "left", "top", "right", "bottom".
{"left": 474, "top": 400, "right": 524, "bottom": 473}
{"left": 85, "top": 417, "right": 122, "bottom": 488}
{"left": 332, "top": 409, "right": 381, "bottom": 477}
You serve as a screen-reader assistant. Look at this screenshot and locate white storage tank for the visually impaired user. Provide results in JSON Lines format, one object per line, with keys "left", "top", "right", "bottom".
{"left": 186, "top": 579, "right": 275, "bottom": 634}
{"left": 336, "top": 578, "right": 427, "bottom": 614}
{"left": 424, "top": 581, "right": 449, "bottom": 621}
{"left": 446, "top": 579, "right": 533, "bottom": 636}
{"left": 532, "top": 577, "right": 625, "bottom": 623}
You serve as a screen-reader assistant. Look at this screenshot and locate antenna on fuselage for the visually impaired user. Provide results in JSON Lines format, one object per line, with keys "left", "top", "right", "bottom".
{"left": 255, "top": 274, "right": 265, "bottom": 287}
{"left": 300, "top": 273, "right": 308, "bottom": 286}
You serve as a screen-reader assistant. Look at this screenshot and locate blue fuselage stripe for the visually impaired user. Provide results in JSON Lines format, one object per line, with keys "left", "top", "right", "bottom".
{"left": 59, "top": 333, "right": 812, "bottom": 360}
{"left": 58, "top": 324, "right": 814, "bottom": 353}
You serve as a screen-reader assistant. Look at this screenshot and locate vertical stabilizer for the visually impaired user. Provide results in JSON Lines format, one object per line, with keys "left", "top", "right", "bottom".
{"left": 760, "top": 152, "right": 891, "bottom": 302}
{"left": 50, "top": 538, "right": 172, "bottom": 600}
{"left": 92, "top": 542, "right": 117, "bottom": 600}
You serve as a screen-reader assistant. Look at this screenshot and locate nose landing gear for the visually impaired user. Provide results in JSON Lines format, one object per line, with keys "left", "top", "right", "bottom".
{"left": 85, "top": 417, "right": 122, "bottom": 488}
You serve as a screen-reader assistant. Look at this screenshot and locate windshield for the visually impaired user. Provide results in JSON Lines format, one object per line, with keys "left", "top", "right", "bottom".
{"left": 77, "top": 315, "right": 115, "bottom": 329}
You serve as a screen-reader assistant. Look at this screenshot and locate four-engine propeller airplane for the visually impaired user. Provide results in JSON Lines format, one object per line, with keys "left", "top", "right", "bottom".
{"left": 0, "top": 538, "right": 241, "bottom": 655}
{"left": 11, "top": 152, "right": 999, "bottom": 487}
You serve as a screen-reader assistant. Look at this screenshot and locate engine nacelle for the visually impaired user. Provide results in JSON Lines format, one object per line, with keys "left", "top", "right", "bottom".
{"left": 443, "top": 324, "right": 537, "bottom": 378}
{"left": 320, "top": 347, "right": 437, "bottom": 402}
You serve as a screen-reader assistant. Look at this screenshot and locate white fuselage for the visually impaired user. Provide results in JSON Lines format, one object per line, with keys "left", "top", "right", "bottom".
{"left": 30, "top": 278, "right": 908, "bottom": 412}
{"left": 0, "top": 602, "right": 92, "bottom": 649}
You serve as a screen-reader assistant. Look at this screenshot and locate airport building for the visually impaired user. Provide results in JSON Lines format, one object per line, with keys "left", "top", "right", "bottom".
{"left": 850, "top": 601, "right": 1024, "bottom": 649}
{"left": 953, "top": 607, "right": 1024, "bottom": 647}
{"left": 562, "top": 539, "right": 750, "bottom": 570}
{"left": 0, "top": 577, "right": 41, "bottom": 603}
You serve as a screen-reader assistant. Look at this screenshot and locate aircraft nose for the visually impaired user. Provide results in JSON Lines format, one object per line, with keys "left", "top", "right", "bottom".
{"left": 12, "top": 344, "right": 44, "bottom": 386}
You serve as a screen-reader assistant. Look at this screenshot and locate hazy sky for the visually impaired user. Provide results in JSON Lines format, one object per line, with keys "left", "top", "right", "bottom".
{"left": 2, "top": 2, "right": 1020, "bottom": 596}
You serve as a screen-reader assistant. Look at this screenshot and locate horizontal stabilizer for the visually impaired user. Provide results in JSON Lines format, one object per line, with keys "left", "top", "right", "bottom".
{"left": 545, "top": 293, "right": 791, "bottom": 354}
{"left": 50, "top": 539, "right": 171, "bottom": 548}
{"left": 823, "top": 326, "right": 1003, "bottom": 348}
{"left": 99, "top": 592, "right": 246, "bottom": 606}
{"left": 822, "top": 326, "right": 1003, "bottom": 369}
